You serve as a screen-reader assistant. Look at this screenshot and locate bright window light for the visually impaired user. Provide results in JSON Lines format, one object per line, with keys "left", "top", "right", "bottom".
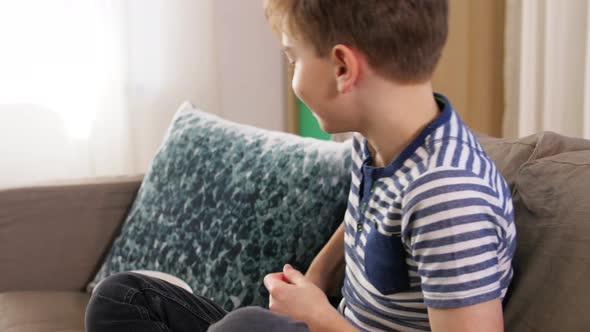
{"left": 0, "top": 0, "right": 124, "bottom": 139}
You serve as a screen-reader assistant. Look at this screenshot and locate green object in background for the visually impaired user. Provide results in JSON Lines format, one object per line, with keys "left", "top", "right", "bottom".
{"left": 297, "top": 98, "right": 332, "bottom": 140}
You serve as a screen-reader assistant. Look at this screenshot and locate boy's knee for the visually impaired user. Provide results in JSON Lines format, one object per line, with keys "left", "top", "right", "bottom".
{"left": 101, "top": 271, "right": 143, "bottom": 286}
{"left": 209, "top": 307, "right": 310, "bottom": 332}
{"left": 89, "top": 271, "right": 160, "bottom": 306}
{"left": 85, "top": 272, "right": 153, "bottom": 332}
{"left": 92, "top": 272, "right": 143, "bottom": 295}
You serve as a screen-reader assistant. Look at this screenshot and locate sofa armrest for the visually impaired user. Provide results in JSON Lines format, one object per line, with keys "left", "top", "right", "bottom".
{"left": 0, "top": 175, "right": 143, "bottom": 292}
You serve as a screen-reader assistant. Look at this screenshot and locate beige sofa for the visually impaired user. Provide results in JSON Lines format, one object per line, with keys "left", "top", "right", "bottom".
{"left": 1, "top": 132, "right": 589, "bottom": 332}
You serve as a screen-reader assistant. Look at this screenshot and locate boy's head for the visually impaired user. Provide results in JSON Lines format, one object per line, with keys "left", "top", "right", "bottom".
{"left": 264, "top": 0, "right": 448, "bottom": 133}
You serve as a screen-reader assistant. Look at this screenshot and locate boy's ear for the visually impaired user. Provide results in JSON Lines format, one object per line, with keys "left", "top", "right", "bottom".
{"left": 331, "top": 44, "right": 362, "bottom": 94}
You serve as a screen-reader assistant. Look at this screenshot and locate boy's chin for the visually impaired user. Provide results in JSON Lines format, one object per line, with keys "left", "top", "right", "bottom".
{"left": 317, "top": 120, "right": 349, "bottom": 135}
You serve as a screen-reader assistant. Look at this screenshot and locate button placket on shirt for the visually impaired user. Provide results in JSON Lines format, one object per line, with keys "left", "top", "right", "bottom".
{"left": 355, "top": 165, "right": 379, "bottom": 245}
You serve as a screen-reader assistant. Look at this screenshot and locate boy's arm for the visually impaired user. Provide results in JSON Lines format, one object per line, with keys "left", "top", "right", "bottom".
{"left": 402, "top": 167, "right": 510, "bottom": 332}
{"left": 305, "top": 222, "right": 345, "bottom": 294}
{"left": 264, "top": 266, "right": 360, "bottom": 332}
{"left": 428, "top": 298, "right": 504, "bottom": 332}
{"left": 309, "top": 307, "right": 359, "bottom": 332}
{"left": 311, "top": 300, "right": 504, "bottom": 332}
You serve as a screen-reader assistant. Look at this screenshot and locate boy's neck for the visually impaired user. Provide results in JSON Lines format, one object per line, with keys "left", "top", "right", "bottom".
{"left": 357, "top": 81, "right": 440, "bottom": 168}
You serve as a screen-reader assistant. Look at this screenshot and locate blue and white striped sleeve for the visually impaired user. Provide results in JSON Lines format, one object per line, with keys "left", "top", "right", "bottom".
{"left": 401, "top": 167, "right": 504, "bottom": 308}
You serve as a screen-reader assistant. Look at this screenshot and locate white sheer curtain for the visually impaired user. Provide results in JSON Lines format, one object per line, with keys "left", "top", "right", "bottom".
{"left": 0, "top": 0, "right": 134, "bottom": 187}
{"left": 0, "top": 0, "right": 284, "bottom": 189}
{"left": 504, "top": 0, "right": 590, "bottom": 139}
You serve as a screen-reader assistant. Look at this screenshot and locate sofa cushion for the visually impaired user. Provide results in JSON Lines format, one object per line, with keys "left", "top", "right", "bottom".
{"left": 504, "top": 150, "right": 590, "bottom": 331}
{"left": 90, "top": 102, "right": 352, "bottom": 310}
{"left": 0, "top": 175, "right": 142, "bottom": 293}
{"left": 477, "top": 134, "right": 539, "bottom": 190}
{"left": 529, "top": 131, "right": 590, "bottom": 159}
{"left": 0, "top": 291, "right": 89, "bottom": 332}
{"left": 478, "top": 131, "right": 590, "bottom": 190}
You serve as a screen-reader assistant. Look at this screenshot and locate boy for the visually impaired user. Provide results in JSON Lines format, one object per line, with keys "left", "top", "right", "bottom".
{"left": 261, "top": 0, "right": 515, "bottom": 331}
{"left": 86, "top": 1, "right": 515, "bottom": 331}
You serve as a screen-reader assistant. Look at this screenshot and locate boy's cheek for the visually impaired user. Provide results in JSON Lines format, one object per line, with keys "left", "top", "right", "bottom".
{"left": 292, "top": 85, "right": 310, "bottom": 111}
{"left": 291, "top": 72, "right": 304, "bottom": 100}
{"left": 292, "top": 77, "right": 316, "bottom": 110}
{"left": 291, "top": 67, "right": 315, "bottom": 102}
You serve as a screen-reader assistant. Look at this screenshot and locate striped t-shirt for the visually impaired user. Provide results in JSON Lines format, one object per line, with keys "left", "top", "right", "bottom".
{"left": 339, "top": 93, "right": 516, "bottom": 332}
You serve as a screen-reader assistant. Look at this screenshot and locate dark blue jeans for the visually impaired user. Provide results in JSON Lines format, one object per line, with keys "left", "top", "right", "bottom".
{"left": 85, "top": 272, "right": 310, "bottom": 332}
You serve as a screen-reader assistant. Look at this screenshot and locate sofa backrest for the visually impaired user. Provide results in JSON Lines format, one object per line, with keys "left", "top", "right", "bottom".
{"left": 479, "top": 132, "right": 590, "bottom": 331}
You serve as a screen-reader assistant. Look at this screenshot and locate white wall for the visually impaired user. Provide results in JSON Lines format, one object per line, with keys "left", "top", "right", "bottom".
{"left": 125, "top": 0, "right": 284, "bottom": 171}
{"left": 212, "top": 0, "right": 285, "bottom": 131}
{"left": 124, "top": 0, "right": 222, "bottom": 171}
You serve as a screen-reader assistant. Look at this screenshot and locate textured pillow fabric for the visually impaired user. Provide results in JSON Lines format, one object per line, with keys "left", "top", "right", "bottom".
{"left": 505, "top": 150, "right": 590, "bottom": 331}
{"left": 89, "top": 102, "right": 352, "bottom": 310}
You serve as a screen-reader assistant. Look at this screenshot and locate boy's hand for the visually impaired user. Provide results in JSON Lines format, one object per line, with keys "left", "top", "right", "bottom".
{"left": 264, "top": 264, "right": 336, "bottom": 326}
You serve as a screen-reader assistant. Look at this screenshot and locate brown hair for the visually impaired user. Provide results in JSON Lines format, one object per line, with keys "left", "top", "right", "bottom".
{"left": 265, "top": 0, "right": 448, "bottom": 83}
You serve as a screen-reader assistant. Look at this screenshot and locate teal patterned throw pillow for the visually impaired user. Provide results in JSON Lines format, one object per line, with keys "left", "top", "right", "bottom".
{"left": 89, "top": 102, "right": 352, "bottom": 310}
